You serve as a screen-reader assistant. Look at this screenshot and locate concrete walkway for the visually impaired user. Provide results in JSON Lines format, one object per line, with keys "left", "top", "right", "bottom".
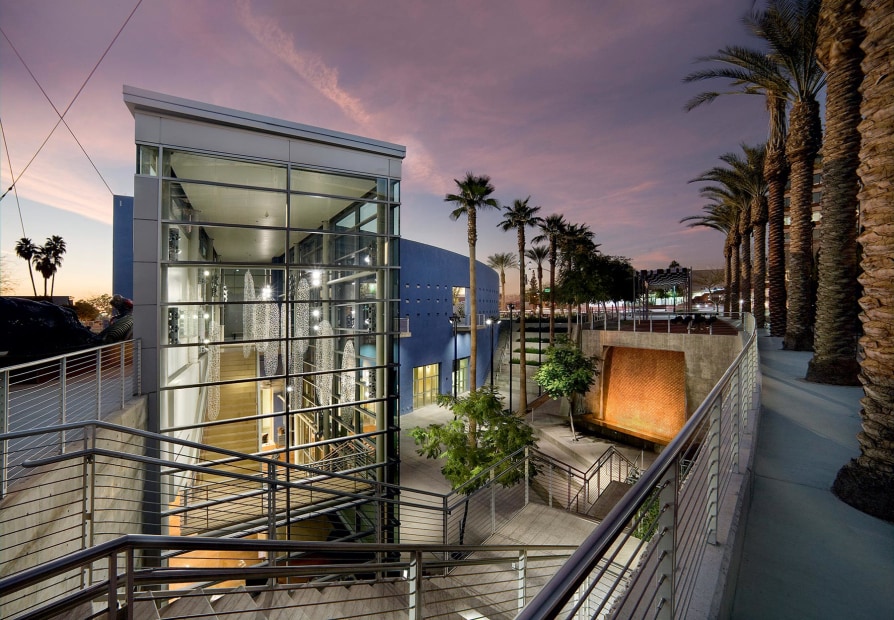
{"left": 731, "top": 335, "right": 894, "bottom": 619}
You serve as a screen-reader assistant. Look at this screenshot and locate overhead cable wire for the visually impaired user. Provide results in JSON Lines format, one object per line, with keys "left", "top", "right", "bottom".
{"left": 0, "top": 0, "right": 143, "bottom": 202}
{"left": 0, "top": 116, "right": 27, "bottom": 235}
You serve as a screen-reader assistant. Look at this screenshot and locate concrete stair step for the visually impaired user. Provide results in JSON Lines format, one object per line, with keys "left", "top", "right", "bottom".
{"left": 209, "top": 586, "right": 266, "bottom": 619}
{"left": 158, "top": 590, "right": 216, "bottom": 618}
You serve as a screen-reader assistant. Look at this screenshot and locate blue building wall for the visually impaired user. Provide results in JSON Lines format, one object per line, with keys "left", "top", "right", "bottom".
{"left": 112, "top": 195, "right": 134, "bottom": 299}
{"left": 398, "top": 239, "right": 500, "bottom": 415}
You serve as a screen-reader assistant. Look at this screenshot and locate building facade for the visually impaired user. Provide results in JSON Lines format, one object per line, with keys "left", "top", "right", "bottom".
{"left": 125, "top": 87, "right": 404, "bottom": 483}
{"left": 398, "top": 239, "right": 500, "bottom": 415}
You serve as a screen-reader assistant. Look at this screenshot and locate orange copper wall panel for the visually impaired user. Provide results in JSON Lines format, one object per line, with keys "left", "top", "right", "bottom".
{"left": 602, "top": 346, "right": 686, "bottom": 444}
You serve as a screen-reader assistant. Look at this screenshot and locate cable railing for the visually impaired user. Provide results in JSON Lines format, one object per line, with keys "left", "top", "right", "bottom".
{"left": 0, "top": 413, "right": 635, "bottom": 618}
{"left": 518, "top": 313, "right": 759, "bottom": 619}
{"left": 0, "top": 534, "right": 583, "bottom": 620}
{"left": 1, "top": 316, "right": 758, "bottom": 619}
{"left": 0, "top": 339, "right": 141, "bottom": 496}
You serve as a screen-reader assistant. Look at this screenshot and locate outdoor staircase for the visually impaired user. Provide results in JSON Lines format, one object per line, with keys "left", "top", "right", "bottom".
{"left": 110, "top": 505, "right": 618, "bottom": 620}
{"left": 177, "top": 346, "right": 374, "bottom": 537}
{"left": 200, "top": 346, "right": 259, "bottom": 462}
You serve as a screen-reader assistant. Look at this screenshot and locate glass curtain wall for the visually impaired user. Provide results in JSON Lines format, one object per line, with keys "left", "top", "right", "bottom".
{"left": 156, "top": 147, "right": 398, "bottom": 469}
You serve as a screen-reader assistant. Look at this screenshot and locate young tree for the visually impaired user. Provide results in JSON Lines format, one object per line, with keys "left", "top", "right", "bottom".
{"left": 533, "top": 337, "right": 600, "bottom": 440}
{"left": 0, "top": 255, "right": 20, "bottom": 295}
{"left": 410, "top": 387, "right": 537, "bottom": 542}
{"left": 74, "top": 299, "right": 101, "bottom": 322}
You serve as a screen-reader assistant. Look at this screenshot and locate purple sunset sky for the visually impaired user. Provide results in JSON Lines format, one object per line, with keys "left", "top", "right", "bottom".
{"left": 1, "top": 0, "right": 771, "bottom": 298}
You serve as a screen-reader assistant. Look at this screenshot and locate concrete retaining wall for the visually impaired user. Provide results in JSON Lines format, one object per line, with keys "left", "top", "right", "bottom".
{"left": 581, "top": 330, "right": 741, "bottom": 422}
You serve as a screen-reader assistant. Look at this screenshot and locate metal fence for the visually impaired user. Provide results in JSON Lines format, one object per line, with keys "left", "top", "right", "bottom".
{"left": 0, "top": 340, "right": 140, "bottom": 496}
{"left": 0, "top": 535, "right": 580, "bottom": 620}
{"left": 0, "top": 413, "right": 634, "bottom": 619}
{"left": 518, "top": 314, "right": 759, "bottom": 619}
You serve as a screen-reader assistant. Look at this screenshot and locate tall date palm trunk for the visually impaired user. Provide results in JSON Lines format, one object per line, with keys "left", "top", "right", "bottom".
{"left": 832, "top": 0, "right": 894, "bottom": 521}
{"left": 807, "top": 0, "right": 863, "bottom": 385}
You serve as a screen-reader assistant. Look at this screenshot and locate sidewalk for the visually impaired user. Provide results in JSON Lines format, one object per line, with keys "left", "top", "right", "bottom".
{"left": 731, "top": 336, "right": 894, "bottom": 619}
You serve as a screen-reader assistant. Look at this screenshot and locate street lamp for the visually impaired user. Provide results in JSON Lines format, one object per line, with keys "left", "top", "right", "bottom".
{"left": 486, "top": 317, "right": 495, "bottom": 389}
{"left": 449, "top": 313, "right": 459, "bottom": 399}
{"left": 739, "top": 298, "right": 743, "bottom": 318}
{"left": 507, "top": 303, "right": 516, "bottom": 412}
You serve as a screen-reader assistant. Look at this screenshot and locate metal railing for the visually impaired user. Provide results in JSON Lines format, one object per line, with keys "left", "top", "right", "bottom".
{"left": 518, "top": 314, "right": 759, "bottom": 619}
{"left": 0, "top": 411, "right": 635, "bottom": 619}
{"left": 0, "top": 340, "right": 140, "bottom": 496}
{"left": 0, "top": 534, "right": 582, "bottom": 620}
{"left": 1, "top": 317, "right": 758, "bottom": 619}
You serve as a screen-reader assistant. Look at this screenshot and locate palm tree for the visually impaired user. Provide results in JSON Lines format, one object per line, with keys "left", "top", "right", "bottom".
{"left": 758, "top": 0, "right": 825, "bottom": 350}
{"left": 32, "top": 250, "right": 56, "bottom": 297}
{"left": 445, "top": 173, "right": 499, "bottom": 393}
{"left": 682, "top": 198, "right": 740, "bottom": 314}
{"left": 44, "top": 235, "right": 66, "bottom": 296}
{"left": 690, "top": 146, "right": 767, "bottom": 316}
{"left": 14, "top": 237, "right": 39, "bottom": 296}
{"left": 557, "top": 223, "right": 598, "bottom": 322}
{"left": 806, "top": 0, "right": 863, "bottom": 385}
{"left": 525, "top": 244, "right": 549, "bottom": 311}
{"left": 685, "top": 0, "right": 826, "bottom": 345}
{"left": 831, "top": 0, "right": 894, "bottom": 521}
{"left": 486, "top": 252, "right": 518, "bottom": 311}
{"left": 534, "top": 214, "right": 568, "bottom": 345}
{"left": 498, "top": 198, "right": 542, "bottom": 415}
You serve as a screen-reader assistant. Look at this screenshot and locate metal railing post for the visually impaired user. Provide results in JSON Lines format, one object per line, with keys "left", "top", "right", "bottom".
{"left": 107, "top": 551, "right": 118, "bottom": 620}
{"left": 442, "top": 495, "right": 449, "bottom": 545}
{"left": 517, "top": 549, "right": 528, "bottom": 613}
{"left": 126, "top": 546, "right": 135, "bottom": 620}
{"left": 524, "top": 447, "right": 530, "bottom": 506}
{"left": 120, "top": 342, "right": 126, "bottom": 408}
{"left": 1, "top": 370, "right": 7, "bottom": 498}
{"left": 734, "top": 361, "right": 742, "bottom": 474}
{"left": 408, "top": 549, "right": 422, "bottom": 620}
{"left": 707, "top": 401, "right": 721, "bottom": 545}
{"left": 95, "top": 349, "right": 102, "bottom": 420}
{"left": 60, "top": 357, "right": 67, "bottom": 446}
{"left": 655, "top": 467, "right": 679, "bottom": 619}
{"left": 136, "top": 342, "right": 142, "bottom": 396}
{"left": 490, "top": 469, "right": 496, "bottom": 534}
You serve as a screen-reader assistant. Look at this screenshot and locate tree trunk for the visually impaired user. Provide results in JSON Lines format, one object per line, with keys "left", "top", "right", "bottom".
{"left": 500, "top": 270, "right": 506, "bottom": 311}
{"left": 517, "top": 229, "right": 528, "bottom": 416}
{"left": 549, "top": 247, "right": 556, "bottom": 345}
{"left": 807, "top": 0, "right": 864, "bottom": 385}
{"left": 832, "top": 0, "right": 894, "bottom": 521}
{"left": 783, "top": 99, "right": 823, "bottom": 351}
{"left": 752, "top": 190, "right": 769, "bottom": 328}
{"left": 740, "top": 230, "right": 753, "bottom": 313}
{"left": 752, "top": 219, "right": 767, "bottom": 327}
{"left": 724, "top": 243, "right": 733, "bottom": 314}
{"left": 765, "top": 96, "right": 789, "bottom": 337}
{"left": 731, "top": 233, "right": 741, "bottom": 314}
{"left": 467, "top": 209, "right": 478, "bottom": 392}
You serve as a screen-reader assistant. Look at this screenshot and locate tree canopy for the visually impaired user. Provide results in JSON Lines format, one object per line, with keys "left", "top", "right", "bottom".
{"left": 410, "top": 387, "right": 536, "bottom": 494}
{"left": 533, "top": 337, "right": 600, "bottom": 405}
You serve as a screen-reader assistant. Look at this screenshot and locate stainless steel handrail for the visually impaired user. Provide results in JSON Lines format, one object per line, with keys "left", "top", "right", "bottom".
{"left": 518, "top": 314, "right": 758, "bottom": 619}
